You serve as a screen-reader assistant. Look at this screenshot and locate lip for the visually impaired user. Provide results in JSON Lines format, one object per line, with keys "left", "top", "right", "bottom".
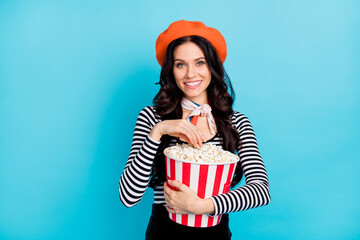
{"left": 184, "top": 80, "right": 202, "bottom": 89}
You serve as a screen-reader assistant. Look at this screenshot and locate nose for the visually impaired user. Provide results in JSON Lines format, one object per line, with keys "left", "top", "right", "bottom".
{"left": 186, "top": 64, "right": 196, "bottom": 79}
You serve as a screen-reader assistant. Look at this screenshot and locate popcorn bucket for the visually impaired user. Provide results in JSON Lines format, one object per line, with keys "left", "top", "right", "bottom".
{"left": 164, "top": 152, "right": 239, "bottom": 228}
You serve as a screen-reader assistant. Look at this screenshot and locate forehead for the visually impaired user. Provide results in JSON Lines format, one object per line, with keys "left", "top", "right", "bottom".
{"left": 173, "top": 41, "right": 205, "bottom": 60}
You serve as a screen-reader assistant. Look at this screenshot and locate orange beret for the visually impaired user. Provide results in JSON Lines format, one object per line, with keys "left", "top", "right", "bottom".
{"left": 155, "top": 20, "right": 227, "bottom": 66}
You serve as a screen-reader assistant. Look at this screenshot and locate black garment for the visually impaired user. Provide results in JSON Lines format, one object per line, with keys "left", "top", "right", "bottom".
{"left": 145, "top": 204, "right": 232, "bottom": 240}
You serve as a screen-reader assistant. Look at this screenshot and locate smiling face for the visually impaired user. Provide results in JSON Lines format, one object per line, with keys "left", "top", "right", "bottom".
{"left": 172, "top": 41, "right": 211, "bottom": 104}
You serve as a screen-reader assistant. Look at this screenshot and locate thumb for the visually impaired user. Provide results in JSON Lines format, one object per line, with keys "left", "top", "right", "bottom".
{"left": 169, "top": 180, "right": 187, "bottom": 192}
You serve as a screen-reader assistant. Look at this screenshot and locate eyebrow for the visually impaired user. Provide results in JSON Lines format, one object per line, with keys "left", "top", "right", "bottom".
{"left": 174, "top": 57, "right": 205, "bottom": 62}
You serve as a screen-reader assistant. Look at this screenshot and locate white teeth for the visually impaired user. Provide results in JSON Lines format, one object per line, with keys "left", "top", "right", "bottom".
{"left": 185, "top": 81, "right": 201, "bottom": 86}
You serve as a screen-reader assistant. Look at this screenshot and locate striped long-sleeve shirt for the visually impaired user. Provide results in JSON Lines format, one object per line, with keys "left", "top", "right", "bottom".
{"left": 119, "top": 106, "right": 270, "bottom": 216}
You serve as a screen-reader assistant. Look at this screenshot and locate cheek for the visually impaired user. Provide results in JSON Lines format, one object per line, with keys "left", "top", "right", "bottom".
{"left": 200, "top": 69, "right": 211, "bottom": 82}
{"left": 174, "top": 72, "right": 189, "bottom": 89}
{"left": 173, "top": 69, "right": 182, "bottom": 81}
{"left": 175, "top": 79, "right": 182, "bottom": 89}
{"left": 173, "top": 74, "right": 183, "bottom": 88}
{"left": 198, "top": 66, "right": 210, "bottom": 76}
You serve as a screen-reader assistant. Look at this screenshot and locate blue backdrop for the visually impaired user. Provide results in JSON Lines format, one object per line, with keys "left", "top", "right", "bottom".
{"left": 0, "top": 0, "right": 359, "bottom": 239}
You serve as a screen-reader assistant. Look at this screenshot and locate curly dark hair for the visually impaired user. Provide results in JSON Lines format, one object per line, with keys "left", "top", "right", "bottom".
{"left": 149, "top": 35, "right": 243, "bottom": 189}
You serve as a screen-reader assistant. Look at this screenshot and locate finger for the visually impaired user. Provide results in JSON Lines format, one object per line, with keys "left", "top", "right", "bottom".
{"left": 185, "top": 127, "right": 204, "bottom": 147}
{"left": 171, "top": 180, "right": 193, "bottom": 195}
{"left": 195, "top": 130, "right": 204, "bottom": 147}
{"left": 184, "top": 125, "right": 201, "bottom": 146}
{"left": 178, "top": 120, "right": 204, "bottom": 147}
{"left": 162, "top": 120, "right": 194, "bottom": 143}
{"left": 178, "top": 134, "right": 191, "bottom": 144}
{"left": 180, "top": 126, "right": 197, "bottom": 146}
{"left": 166, "top": 206, "right": 187, "bottom": 215}
{"left": 185, "top": 122, "right": 206, "bottom": 146}
{"left": 163, "top": 182, "right": 172, "bottom": 196}
{"left": 188, "top": 126, "right": 203, "bottom": 148}
{"left": 195, "top": 127, "right": 206, "bottom": 146}
{"left": 165, "top": 199, "right": 172, "bottom": 207}
{"left": 168, "top": 180, "right": 184, "bottom": 191}
{"left": 164, "top": 191, "right": 170, "bottom": 200}
{"left": 166, "top": 206, "right": 174, "bottom": 213}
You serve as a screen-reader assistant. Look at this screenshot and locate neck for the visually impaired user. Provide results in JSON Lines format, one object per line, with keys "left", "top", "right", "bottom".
{"left": 184, "top": 95, "right": 208, "bottom": 106}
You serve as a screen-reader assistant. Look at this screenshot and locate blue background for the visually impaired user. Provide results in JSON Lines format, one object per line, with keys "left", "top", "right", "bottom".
{"left": 0, "top": 0, "right": 359, "bottom": 239}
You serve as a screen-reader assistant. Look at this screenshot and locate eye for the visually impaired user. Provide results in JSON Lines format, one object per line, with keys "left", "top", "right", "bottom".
{"left": 175, "top": 62, "right": 185, "bottom": 68}
{"left": 196, "top": 60, "right": 205, "bottom": 66}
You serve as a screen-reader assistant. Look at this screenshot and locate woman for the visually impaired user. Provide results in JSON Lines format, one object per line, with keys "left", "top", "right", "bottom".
{"left": 119, "top": 20, "right": 270, "bottom": 240}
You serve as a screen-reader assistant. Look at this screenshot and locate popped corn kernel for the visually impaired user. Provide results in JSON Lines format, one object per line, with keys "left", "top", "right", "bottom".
{"left": 164, "top": 143, "right": 238, "bottom": 163}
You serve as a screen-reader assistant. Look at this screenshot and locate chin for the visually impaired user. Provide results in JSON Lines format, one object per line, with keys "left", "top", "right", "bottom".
{"left": 184, "top": 92, "right": 206, "bottom": 101}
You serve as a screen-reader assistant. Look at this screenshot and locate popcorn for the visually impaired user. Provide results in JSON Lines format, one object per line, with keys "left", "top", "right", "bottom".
{"left": 164, "top": 143, "right": 238, "bottom": 163}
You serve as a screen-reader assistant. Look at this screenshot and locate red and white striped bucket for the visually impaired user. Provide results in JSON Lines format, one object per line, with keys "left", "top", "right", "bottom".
{"left": 164, "top": 152, "right": 239, "bottom": 228}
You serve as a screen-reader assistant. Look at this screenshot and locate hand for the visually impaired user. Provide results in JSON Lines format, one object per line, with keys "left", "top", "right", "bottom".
{"left": 163, "top": 180, "right": 215, "bottom": 215}
{"left": 150, "top": 119, "right": 206, "bottom": 147}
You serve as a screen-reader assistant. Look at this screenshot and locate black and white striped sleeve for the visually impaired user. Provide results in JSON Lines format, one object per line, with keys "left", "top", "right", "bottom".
{"left": 119, "top": 106, "right": 160, "bottom": 207}
{"left": 210, "top": 112, "right": 271, "bottom": 216}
